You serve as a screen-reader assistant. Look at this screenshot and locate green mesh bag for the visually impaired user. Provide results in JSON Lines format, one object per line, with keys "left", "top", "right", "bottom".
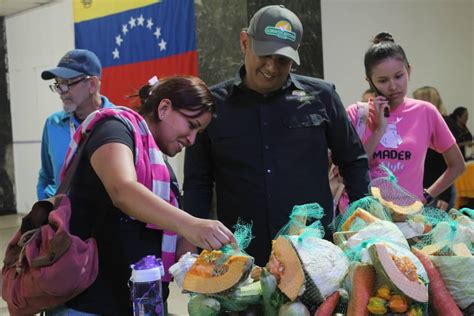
{"left": 275, "top": 203, "right": 325, "bottom": 239}
{"left": 369, "top": 165, "right": 420, "bottom": 206}
{"left": 268, "top": 203, "right": 348, "bottom": 314}
{"left": 220, "top": 219, "right": 254, "bottom": 258}
{"left": 413, "top": 208, "right": 474, "bottom": 310}
{"left": 458, "top": 207, "right": 474, "bottom": 219}
{"left": 333, "top": 197, "right": 391, "bottom": 233}
{"left": 369, "top": 165, "right": 423, "bottom": 221}
{"left": 412, "top": 210, "right": 473, "bottom": 256}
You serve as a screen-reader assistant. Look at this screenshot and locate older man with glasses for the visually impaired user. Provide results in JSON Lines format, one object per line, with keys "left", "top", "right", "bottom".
{"left": 37, "top": 49, "right": 116, "bottom": 199}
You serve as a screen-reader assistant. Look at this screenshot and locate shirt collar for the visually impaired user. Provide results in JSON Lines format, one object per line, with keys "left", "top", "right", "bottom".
{"left": 230, "top": 65, "right": 305, "bottom": 96}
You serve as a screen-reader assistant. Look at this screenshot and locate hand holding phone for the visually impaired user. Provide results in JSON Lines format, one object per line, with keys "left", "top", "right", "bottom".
{"left": 368, "top": 79, "right": 390, "bottom": 117}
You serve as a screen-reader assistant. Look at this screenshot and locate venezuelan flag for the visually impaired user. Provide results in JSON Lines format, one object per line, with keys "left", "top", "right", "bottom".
{"left": 73, "top": 0, "right": 198, "bottom": 107}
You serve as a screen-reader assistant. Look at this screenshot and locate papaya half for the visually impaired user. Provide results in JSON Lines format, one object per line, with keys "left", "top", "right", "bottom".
{"left": 371, "top": 187, "right": 423, "bottom": 222}
{"left": 368, "top": 242, "right": 428, "bottom": 303}
{"left": 183, "top": 250, "right": 254, "bottom": 294}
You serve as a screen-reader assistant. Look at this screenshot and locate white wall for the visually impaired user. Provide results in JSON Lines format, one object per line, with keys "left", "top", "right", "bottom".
{"left": 6, "top": 0, "right": 474, "bottom": 213}
{"left": 321, "top": 0, "right": 473, "bottom": 122}
{"left": 6, "top": 0, "right": 74, "bottom": 212}
{"left": 472, "top": 2, "right": 474, "bottom": 116}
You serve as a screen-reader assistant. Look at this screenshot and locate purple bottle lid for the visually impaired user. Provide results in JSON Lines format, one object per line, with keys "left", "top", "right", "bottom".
{"left": 132, "top": 255, "right": 162, "bottom": 270}
{"left": 130, "top": 255, "right": 164, "bottom": 282}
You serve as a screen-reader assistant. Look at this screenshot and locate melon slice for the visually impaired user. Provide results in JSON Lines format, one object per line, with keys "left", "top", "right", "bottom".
{"left": 183, "top": 250, "right": 254, "bottom": 294}
{"left": 371, "top": 187, "right": 423, "bottom": 221}
{"left": 269, "top": 236, "right": 305, "bottom": 301}
{"left": 340, "top": 208, "right": 379, "bottom": 232}
{"left": 420, "top": 242, "right": 446, "bottom": 256}
{"left": 369, "top": 243, "right": 428, "bottom": 302}
{"left": 451, "top": 243, "right": 472, "bottom": 257}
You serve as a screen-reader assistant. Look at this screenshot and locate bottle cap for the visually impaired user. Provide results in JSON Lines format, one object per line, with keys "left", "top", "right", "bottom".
{"left": 130, "top": 255, "right": 164, "bottom": 282}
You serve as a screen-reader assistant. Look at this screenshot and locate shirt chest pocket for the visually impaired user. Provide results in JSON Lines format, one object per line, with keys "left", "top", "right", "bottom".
{"left": 282, "top": 113, "right": 327, "bottom": 145}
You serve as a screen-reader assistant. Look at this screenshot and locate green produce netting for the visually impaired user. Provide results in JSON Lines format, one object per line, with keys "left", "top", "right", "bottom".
{"left": 458, "top": 207, "right": 474, "bottom": 219}
{"left": 412, "top": 211, "right": 474, "bottom": 256}
{"left": 332, "top": 196, "right": 391, "bottom": 233}
{"left": 369, "top": 165, "right": 421, "bottom": 208}
{"left": 275, "top": 202, "right": 325, "bottom": 240}
{"left": 218, "top": 219, "right": 255, "bottom": 268}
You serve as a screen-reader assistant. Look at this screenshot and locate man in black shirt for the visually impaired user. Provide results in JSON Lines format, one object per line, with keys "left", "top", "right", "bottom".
{"left": 183, "top": 5, "right": 369, "bottom": 266}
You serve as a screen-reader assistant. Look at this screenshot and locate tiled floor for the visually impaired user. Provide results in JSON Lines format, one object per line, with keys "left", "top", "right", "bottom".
{"left": 0, "top": 214, "right": 189, "bottom": 316}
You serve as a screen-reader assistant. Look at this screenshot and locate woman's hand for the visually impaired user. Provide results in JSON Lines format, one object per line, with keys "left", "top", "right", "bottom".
{"left": 180, "top": 218, "right": 236, "bottom": 250}
{"left": 368, "top": 96, "right": 389, "bottom": 132}
{"left": 436, "top": 199, "right": 449, "bottom": 211}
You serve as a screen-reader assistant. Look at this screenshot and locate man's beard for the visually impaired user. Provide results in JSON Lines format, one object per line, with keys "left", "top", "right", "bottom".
{"left": 63, "top": 103, "right": 77, "bottom": 113}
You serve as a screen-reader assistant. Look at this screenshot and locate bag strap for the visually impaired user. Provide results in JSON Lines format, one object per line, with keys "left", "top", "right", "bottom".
{"left": 164, "top": 159, "right": 182, "bottom": 208}
{"left": 355, "top": 101, "right": 369, "bottom": 138}
{"left": 56, "top": 131, "right": 91, "bottom": 195}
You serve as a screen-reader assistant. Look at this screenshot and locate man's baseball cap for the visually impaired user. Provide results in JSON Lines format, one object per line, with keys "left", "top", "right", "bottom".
{"left": 41, "top": 49, "right": 102, "bottom": 80}
{"left": 247, "top": 5, "right": 303, "bottom": 65}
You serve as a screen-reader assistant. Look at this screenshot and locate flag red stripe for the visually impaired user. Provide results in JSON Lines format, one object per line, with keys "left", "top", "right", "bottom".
{"left": 101, "top": 50, "right": 198, "bottom": 107}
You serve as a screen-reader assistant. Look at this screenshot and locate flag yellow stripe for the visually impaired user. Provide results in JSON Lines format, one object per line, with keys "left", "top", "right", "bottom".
{"left": 73, "top": 0, "right": 161, "bottom": 23}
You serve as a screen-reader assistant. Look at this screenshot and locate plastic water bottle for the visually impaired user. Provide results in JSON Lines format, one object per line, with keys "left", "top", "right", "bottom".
{"left": 130, "top": 255, "right": 165, "bottom": 316}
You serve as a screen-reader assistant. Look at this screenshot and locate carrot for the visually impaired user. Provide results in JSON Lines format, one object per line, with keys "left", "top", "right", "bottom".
{"left": 314, "top": 290, "right": 340, "bottom": 316}
{"left": 347, "top": 264, "right": 375, "bottom": 316}
{"left": 411, "top": 247, "right": 462, "bottom": 316}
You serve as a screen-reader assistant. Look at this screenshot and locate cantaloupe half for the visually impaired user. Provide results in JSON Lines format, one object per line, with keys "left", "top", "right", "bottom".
{"left": 270, "top": 236, "right": 305, "bottom": 301}
{"left": 340, "top": 208, "right": 379, "bottom": 231}
{"left": 369, "top": 243, "right": 428, "bottom": 302}
{"left": 371, "top": 187, "right": 423, "bottom": 221}
{"left": 183, "top": 250, "right": 254, "bottom": 294}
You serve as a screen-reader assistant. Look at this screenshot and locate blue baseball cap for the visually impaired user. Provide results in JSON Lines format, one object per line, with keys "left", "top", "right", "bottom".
{"left": 41, "top": 49, "right": 102, "bottom": 80}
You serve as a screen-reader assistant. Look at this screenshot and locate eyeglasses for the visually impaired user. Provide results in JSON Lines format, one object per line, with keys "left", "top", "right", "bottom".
{"left": 49, "top": 76, "right": 90, "bottom": 94}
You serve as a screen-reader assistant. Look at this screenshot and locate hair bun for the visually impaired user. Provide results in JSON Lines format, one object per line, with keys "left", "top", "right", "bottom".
{"left": 138, "top": 84, "right": 152, "bottom": 104}
{"left": 373, "top": 32, "right": 394, "bottom": 44}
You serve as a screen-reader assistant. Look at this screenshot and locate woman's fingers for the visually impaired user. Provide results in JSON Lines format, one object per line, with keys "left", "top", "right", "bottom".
{"left": 436, "top": 199, "right": 449, "bottom": 211}
{"left": 192, "top": 219, "right": 236, "bottom": 250}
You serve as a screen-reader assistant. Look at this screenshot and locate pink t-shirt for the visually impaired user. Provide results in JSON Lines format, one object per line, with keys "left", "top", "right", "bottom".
{"left": 347, "top": 97, "right": 456, "bottom": 200}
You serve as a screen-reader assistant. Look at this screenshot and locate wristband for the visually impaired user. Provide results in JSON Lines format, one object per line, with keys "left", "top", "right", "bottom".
{"left": 423, "top": 189, "right": 434, "bottom": 205}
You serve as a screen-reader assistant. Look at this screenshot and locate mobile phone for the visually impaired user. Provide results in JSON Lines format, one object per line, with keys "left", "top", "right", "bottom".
{"left": 368, "top": 79, "right": 390, "bottom": 117}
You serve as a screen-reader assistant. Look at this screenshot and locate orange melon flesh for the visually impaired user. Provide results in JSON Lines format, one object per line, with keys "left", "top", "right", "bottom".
{"left": 371, "top": 187, "right": 423, "bottom": 221}
{"left": 369, "top": 243, "right": 428, "bottom": 303}
{"left": 340, "top": 207, "right": 379, "bottom": 231}
{"left": 183, "top": 250, "right": 253, "bottom": 294}
{"left": 271, "top": 236, "right": 305, "bottom": 301}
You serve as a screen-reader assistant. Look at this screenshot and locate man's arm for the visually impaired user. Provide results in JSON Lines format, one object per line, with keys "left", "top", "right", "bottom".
{"left": 326, "top": 84, "right": 370, "bottom": 201}
{"left": 37, "top": 121, "right": 56, "bottom": 199}
{"left": 183, "top": 129, "right": 215, "bottom": 219}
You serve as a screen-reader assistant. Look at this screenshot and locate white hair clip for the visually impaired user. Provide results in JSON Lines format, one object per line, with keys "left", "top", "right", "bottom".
{"left": 148, "top": 75, "right": 159, "bottom": 86}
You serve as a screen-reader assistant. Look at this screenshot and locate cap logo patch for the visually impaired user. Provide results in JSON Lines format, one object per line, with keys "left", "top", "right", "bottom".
{"left": 60, "top": 55, "right": 76, "bottom": 66}
{"left": 264, "top": 20, "right": 296, "bottom": 42}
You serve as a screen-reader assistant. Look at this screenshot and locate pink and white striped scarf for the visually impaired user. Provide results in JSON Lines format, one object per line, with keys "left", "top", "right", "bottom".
{"left": 61, "top": 106, "right": 177, "bottom": 282}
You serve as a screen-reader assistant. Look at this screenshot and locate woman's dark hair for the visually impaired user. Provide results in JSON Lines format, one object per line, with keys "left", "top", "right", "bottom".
{"left": 137, "top": 76, "right": 215, "bottom": 120}
{"left": 449, "top": 106, "right": 467, "bottom": 121}
{"left": 364, "top": 32, "right": 410, "bottom": 78}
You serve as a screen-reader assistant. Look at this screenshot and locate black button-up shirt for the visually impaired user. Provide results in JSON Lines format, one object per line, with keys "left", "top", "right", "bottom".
{"left": 183, "top": 67, "right": 369, "bottom": 265}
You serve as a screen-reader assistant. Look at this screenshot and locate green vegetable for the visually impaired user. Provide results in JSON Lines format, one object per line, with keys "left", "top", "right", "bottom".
{"left": 430, "top": 256, "right": 474, "bottom": 309}
{"left": 188, "top": 294, "right": 220, "bottom": 316}
{"left": 214, "top": 281, "right": 262, "bottom": 312}
{"left": 261, "top": 268, "right": 287, "bottom": 316}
